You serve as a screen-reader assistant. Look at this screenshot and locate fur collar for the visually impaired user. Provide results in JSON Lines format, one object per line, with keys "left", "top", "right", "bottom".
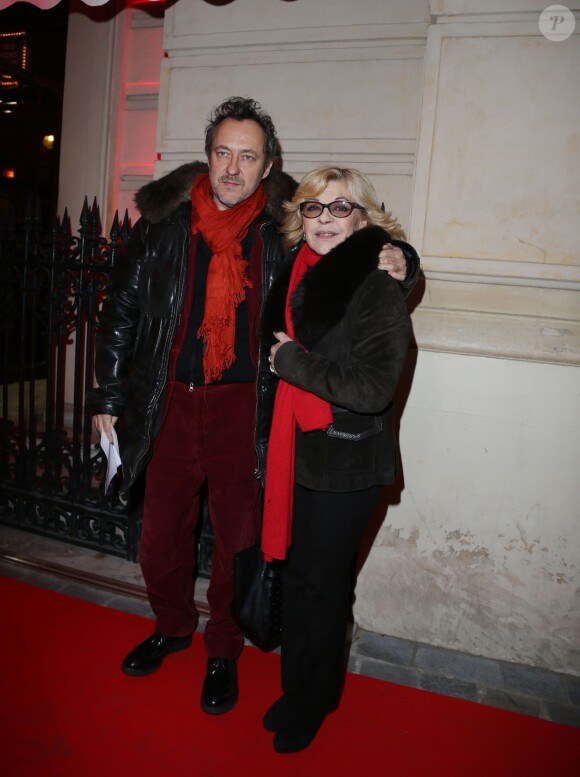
{"left": 261, "top": 225, "right": 391, "bottom": 350}
{"left": 134, "top": 161, "right": 297, "bottom": 225}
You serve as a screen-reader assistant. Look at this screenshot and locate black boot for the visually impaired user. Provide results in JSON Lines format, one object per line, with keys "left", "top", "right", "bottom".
{"left": 201, "top": 658, "right": 238, "bottom": 714}
{"left": 273, "top": 714, "right": 326, "bottom": 753}
{"left": 263, "top": 695, "right": 296, "bottom": 732}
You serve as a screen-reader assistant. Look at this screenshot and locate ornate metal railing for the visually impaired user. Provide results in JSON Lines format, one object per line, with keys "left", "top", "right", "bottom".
{"left": 0, "top": 196, "right": 213, "bottom": 573}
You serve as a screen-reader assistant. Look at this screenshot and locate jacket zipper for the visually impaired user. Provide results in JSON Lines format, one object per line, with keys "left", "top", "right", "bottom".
{"left": 188, "top": 339, "right": 197, "bottom": 392}
{"left": 254, "top": 219, "right": 276, "bottom": 482}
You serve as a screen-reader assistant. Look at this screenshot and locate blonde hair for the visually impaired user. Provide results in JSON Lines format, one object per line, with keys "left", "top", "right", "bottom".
{"left": 280, "top": 166, "right": 406, "bottom": 250}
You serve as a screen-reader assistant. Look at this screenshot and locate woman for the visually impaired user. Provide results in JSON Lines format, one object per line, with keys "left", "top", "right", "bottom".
{"left": 260, "top": 167, "right": 416, "bottom": 753}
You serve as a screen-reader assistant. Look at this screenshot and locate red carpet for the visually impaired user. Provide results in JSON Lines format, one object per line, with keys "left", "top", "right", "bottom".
{"left": 1, "top": 576, "right": 578, "bottom": 777}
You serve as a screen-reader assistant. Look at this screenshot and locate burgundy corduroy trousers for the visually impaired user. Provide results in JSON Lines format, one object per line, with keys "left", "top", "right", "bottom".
{"left": 139, "top": 381, "right": 261, "bottom": 659}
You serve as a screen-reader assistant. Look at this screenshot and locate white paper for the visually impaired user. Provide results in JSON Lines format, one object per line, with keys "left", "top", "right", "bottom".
{"left": 100, "top": 428, "right": 122, "bottom": 492}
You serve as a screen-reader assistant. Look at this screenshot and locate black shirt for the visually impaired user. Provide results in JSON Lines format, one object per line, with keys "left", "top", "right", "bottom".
{"left": 175, "top": 229, "right": 257, "bottom": 386}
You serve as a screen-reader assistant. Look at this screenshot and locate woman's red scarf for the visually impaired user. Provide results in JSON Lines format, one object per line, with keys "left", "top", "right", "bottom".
{"left": 261, "top": 243, "right": 334, "bottom": 561}
{"left": 190, "top": 174, "right": 266, "bottom": 383}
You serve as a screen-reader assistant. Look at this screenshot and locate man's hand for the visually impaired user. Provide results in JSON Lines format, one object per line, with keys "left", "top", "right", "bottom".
{"left": 93, "top": 413, "right": 118, "bottom": 443}
{"left": 269, "top": 331, "right": 293, "bottom": 375}
{"left": 378, "top": 243, "right": 406, "bottom": 281}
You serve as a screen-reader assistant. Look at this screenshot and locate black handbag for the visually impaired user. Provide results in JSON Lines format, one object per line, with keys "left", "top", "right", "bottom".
{"left": 232, "top": 543, "right": 282, "bottom": 651}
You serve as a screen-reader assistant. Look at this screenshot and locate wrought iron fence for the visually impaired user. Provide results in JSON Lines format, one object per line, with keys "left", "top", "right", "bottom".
{"left": 0, "top": 195, "right": 213, "bottom": 573}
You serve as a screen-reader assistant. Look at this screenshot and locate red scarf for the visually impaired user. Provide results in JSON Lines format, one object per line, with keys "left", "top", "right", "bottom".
{"left": 190, "top": 174, "right": 266, "bottom": 383}
{"left": 261, "top": 244, "right": 334, "bottom": 561}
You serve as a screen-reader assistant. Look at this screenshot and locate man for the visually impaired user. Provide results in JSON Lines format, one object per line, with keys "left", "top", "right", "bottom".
{"left": 89, "top": 96, "right": 419, "bottom": 715}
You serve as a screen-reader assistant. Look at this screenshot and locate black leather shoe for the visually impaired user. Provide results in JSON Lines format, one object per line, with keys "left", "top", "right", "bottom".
{"left": 273, "top": 715, "right": 326, "bottom": 754}
{"left": 201, "top": 658, "right": 238, "bottom": 715}
{"left": 121, "top": 632, "right": 193, "bottom": 677}
{"left": 263, "top": 695, "right": 295, "bottom": 732}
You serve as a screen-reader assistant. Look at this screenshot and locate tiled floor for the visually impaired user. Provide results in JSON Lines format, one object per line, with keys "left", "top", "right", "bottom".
{"left": 1, "top": 524, "right": 579, "bottom": 729}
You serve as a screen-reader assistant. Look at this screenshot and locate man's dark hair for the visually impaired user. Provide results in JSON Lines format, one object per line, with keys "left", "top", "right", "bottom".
{"left": 204, "top": 96, "right": 278, "bottom": 165}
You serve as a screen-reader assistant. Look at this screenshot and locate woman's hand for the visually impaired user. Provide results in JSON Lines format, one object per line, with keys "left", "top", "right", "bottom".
{"left": 269, "top": 331, "right": 293, "bottom": 375}
{"left": 93, "top": 413, "right": 118, "bottom": 443}
{"left": 378, "top": 243, "right": 406, "bottom": 281}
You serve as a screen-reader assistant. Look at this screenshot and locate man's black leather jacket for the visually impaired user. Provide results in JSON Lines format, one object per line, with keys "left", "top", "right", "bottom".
{"left": 87, "top": 163, "right": 295, "bottom": 490}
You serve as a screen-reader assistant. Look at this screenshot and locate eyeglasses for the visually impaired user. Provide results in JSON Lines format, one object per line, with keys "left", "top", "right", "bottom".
{"left": 299, "top": 200, "right": 365, "bottom": 219}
